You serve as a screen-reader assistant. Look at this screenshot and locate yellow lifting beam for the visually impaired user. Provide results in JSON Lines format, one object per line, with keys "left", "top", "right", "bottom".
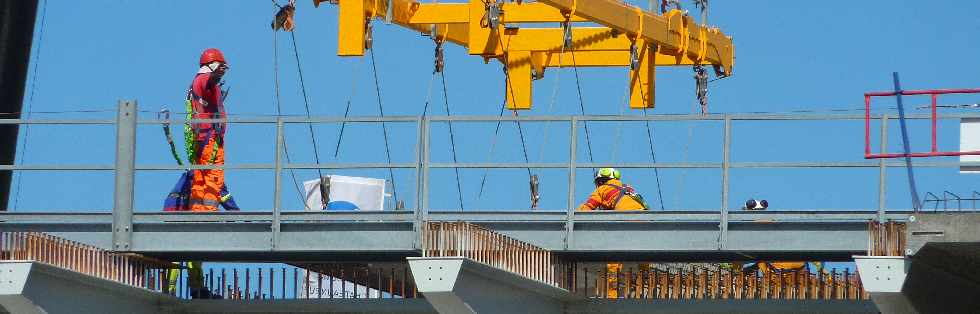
{"left": 313, "top": 0, "right": 734, "bottom": 110}
{"left": 536, "top": 0, "right": 734, "bottom": 75}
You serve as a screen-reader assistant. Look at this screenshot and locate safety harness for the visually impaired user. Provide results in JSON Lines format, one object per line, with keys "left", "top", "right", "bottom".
{"left": 599, "top": 183, "right": 649, "bottom": 210}
{"left": 162, "top": 78, "right": 238, "bottom": 211}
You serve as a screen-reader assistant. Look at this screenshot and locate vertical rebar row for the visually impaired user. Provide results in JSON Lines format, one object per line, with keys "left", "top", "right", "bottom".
{"left": 421, "top": 222, "right": 564, "bottom": 287}
{"left": 1, "top": 232, "right": 168, "bottom": 291}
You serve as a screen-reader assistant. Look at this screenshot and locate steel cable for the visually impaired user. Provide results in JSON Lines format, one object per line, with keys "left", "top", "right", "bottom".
{"left": 369, "top": 48, "right": 399, "bottom": 205}
{"left": 440, "top": 71, "right": 465, "bottom": 210}
{"left": 272, "top": 16, "right": 309, "bottom": 209}
{"left": 288, "top": 31, "right": 326, "bottom": 183}
{"left": 13, "top": 0, "right": 48, "bottom": 210}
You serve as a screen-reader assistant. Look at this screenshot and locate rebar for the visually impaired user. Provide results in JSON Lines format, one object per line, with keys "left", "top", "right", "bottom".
{"left": 0, "top": 232, "right": 170, "bottom": 289}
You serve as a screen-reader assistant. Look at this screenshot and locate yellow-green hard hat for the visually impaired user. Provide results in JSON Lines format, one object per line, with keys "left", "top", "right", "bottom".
{"left": 595, "top": 168, "right": 621, "bottom": 180}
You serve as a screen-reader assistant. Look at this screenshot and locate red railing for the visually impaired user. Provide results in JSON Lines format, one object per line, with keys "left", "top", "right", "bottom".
{"left": 864, "top": 88, "right": 980, "bottom": 159}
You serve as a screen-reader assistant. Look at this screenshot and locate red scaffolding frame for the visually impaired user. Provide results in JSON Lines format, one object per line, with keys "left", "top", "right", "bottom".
{"left": 864, "top": 88, "right": 980, "bottom": 159}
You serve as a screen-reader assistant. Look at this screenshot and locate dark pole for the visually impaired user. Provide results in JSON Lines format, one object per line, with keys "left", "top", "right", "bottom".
{"left": 0, "top": 0, "right": 40, "bottom": 211}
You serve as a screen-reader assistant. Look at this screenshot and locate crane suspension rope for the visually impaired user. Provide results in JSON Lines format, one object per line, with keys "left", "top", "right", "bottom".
{"left": 642, "top": 109, "right": 666, "bottom": 210}
{"left": 440, "top": 71, "right": 465, "bottom": 210}
{"left": 369, "top": 48, "right": 400, "bottom": 205}
{"left": 421, "top": 39, "right": 465, "bottom": 210}
{"left": 477, "top": 105, "right": 507, "bottom": 200}
{"left": 13, "top": 0, "right": 48, "bottom": 210}
{"left": 287, "top": 30, "right": 327, "bottom": 187}
{"left": 499, "top": 30, "right": 535, "bottom": 208}
{"left": 569, "top": 50, "right": 595, "bottom": 165}
{"left": 332, "top": 59, "right": 362, "bottom": 158}
{"left": 477, "top": 29, "right": 534, "bottom": 208}
{"left": 272, "top": 24, "right": 310, "bottom": 209}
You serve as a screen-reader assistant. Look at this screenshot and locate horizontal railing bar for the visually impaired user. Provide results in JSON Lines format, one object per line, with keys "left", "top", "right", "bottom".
{"left": 0, "top": 210, "right": 913, "bottom": 223}
{"left": 0, "top": 160, "right": 975, "bottom": 171}
{"left": 138, "top": 116, "right": 422, "bottom": 124}
{"left": 134, "top": 163, "right": 419, "bottom": 170}
{"left": 0, "top": 113, "right": 978, "bottom": 126}
{"left": 0, "top": 119, "right": 116, "bottom": 125}
{"left": 0, "top": 165, "right": 116, "bottom": 170}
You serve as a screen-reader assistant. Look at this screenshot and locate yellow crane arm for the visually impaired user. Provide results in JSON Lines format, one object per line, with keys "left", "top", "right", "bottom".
{"left": 535, "top": 0, "right": 734, "bottom": 76}
{"left": 313, "top": 0, "right": 735, "bottom": 110}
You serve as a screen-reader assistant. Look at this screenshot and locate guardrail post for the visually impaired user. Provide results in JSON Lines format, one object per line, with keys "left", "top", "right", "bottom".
{"left": 718, "top": 116, "right": 731, "bottom": 250}
{"left": 421, "top": 117, "right": 431, "bottom": 224}
{"left": 565, "top": 116, "right": 578, "bottom": 250}
{"left": 414, "top": 117, "right": 425, "bottom": 249}
{"left": 113, "top": 100, "right": 137, "bottom": 251}
{"left": 272, "top": 118, "right": 284, "bottom": 250}
{"left": 878, "top": 115, "right": 888, "bottom": 222}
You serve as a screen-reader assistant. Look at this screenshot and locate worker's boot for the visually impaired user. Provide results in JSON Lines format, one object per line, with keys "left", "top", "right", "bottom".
{"left": 220, "top": 186, "right": 240, "bottom": 211}
{"left": 190, "top": 287, "right": 214, "bottom": 299}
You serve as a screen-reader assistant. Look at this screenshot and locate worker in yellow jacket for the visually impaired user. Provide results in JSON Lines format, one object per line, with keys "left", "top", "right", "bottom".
{"left": 578, "top": 168, "right": 647, "bottom": 297}
{"left": 577, "top": 168, "right": 647, "bottom": 211}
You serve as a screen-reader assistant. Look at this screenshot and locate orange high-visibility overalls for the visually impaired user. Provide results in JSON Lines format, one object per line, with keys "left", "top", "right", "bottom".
{"left": 188, "top": 72, "right": 227, "bottom": 212}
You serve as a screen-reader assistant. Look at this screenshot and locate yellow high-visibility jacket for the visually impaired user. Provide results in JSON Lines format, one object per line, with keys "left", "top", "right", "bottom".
{"left": 759, "top": 261, "right": 808, "bottom": 273}
{"left": 577, "top": 179, "right": 645, "bottom": 211}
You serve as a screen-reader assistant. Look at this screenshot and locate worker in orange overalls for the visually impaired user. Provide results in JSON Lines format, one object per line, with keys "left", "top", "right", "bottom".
{"left": 188, "top": 48, "right": 236, "bottom": 212}
{"left": 577, "top": 168, "right": 648, "bottom": 298}
{"left": 165, "top": 49, "right": 237, "bottom": 299}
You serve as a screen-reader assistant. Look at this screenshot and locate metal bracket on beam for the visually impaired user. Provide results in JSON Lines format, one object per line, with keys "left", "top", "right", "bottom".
{"left": 112, "top": 100, "right": 136, "bottom": 251}
{"left": 854, "top": 255, "right": 908, "bottom": 293}
{"left": 408, "top": 257, "right": 574, "bottom": 314}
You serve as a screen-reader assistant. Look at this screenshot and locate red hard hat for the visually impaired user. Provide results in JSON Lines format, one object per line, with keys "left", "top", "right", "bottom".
{"left": 199, "top": 48, "right": 226, "bottom": 65}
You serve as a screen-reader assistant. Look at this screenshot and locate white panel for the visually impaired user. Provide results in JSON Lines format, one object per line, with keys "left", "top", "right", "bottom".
{"left": 303, "top": 175, "right": 387, "bottom": 211}
{"left": 959, "top": 118, "right": 980, "bottom": 173}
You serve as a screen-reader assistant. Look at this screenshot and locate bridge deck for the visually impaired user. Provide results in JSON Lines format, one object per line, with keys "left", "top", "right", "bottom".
{"left": 0, "top": 211, "right": 911, "bottom": 261}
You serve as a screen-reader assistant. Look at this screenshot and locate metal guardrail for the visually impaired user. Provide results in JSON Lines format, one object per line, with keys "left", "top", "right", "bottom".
{"left": 2, "top": 100, "right": 978, "bottom": 253}
{"left": 922, "top": 190, "right": 980, "bottom": 211}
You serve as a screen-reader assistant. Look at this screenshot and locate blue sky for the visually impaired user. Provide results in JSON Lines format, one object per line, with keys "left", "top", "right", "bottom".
{"left": 11, "top": 0, "right": 980, "bottom": 213}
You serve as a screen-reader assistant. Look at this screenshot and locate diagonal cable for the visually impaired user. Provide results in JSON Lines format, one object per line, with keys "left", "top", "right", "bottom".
{"left": 440, "top": 71, "right": 465, "bottom": 210}
{"left": 13, "top": 0, "right": 48, "bottom": 210}
{"left": 288, "top": 31, "right": 325, "bottom": 182}
{"left": 273, "top": 20, "right": 308, "bottom": 209}
{"left": 332, "top": 59, "right": 362, "bottom": 158}
{"left": 369, "top": 48, "right": 399, "bottom": 204}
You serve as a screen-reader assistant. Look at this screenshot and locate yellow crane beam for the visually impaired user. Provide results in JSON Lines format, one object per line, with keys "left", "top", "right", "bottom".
{"left": 535, "top": 0, "right": 734, "bottom": 109}
{"left": 535, "top": 0, "right": 734, "bottom": 75}
{"left": 313, "top": 0, "right": 735, "bottom": 110}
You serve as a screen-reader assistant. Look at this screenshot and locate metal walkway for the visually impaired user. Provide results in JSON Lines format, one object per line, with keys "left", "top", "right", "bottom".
{"left": 2, "top": 101, "right": 977, "bottom": 261}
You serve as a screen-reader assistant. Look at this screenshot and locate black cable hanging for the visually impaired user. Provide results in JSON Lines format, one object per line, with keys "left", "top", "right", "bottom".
{"left": 368, "top": 48, "right": 400, "bottom": 205}
{"left": 477, "top": 105, "right": 507, "bottom": 199}
{"left": 440, "top": 72, "right": 466, "bottom": 210}
{"left": 13, "top": 0, "right": 48, "bottom": 210}
{"left": 477, "top": 27, "right": 534, "bottom": 202}
{"left": 642, "top": 109, "right": 666, "bottom": 210}
{"left": 568, "top": 50, "right": 595, "bottom": 166}
{"left": 272, "top": 19, "right": 309, "bottom": 209}
{"left": 288, "top": 30, "right": 326, "bottom": 184}
{"left": 501, "top": 40, "right": 535, "bottom": 209}
{"left": 436, "top": 40, "right": 466, "bottom": 210}
{"left": 332, "top": 59, "right": 361, "bottom": 158}
{"left": 421, "top": 38, "right": 465, "bottom": 210}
